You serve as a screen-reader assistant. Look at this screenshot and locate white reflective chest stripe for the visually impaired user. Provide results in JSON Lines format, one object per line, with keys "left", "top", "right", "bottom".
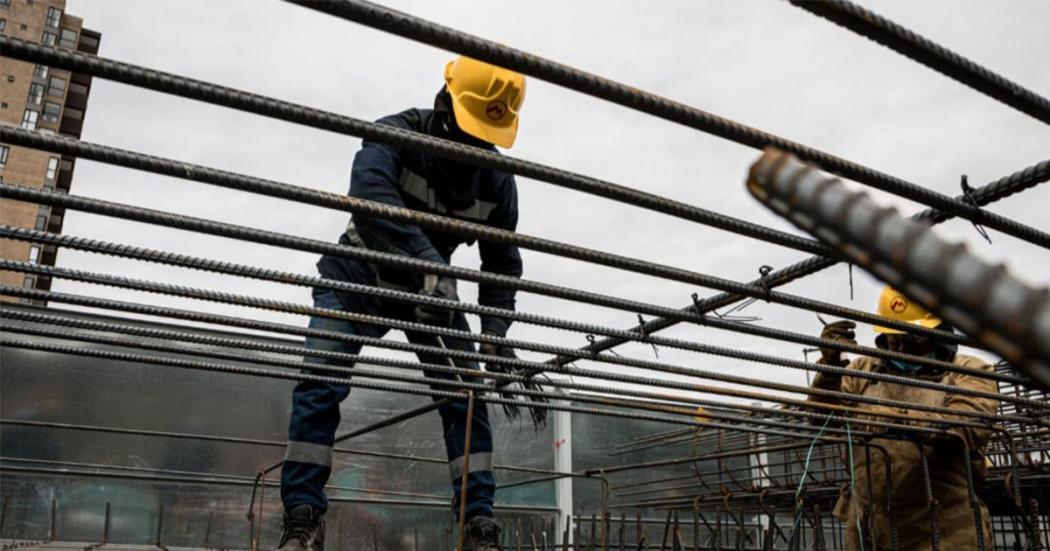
{"left": 398, "top": 168, "right": 498, "bottom": 222}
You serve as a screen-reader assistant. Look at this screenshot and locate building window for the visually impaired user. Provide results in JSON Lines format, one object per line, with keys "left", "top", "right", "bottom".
{"left": 28, "top": 245, "right": 42, "bottom": 264}
{"left": 64, "top": 106, "right": 83, "bottom": 120}
{"left": 5, "top": 74, "right": 12, "bottom": 82}
{"left": 45, "top": 157, "right": 59, "bottom": 179}
{"left": 0, "top": 145, "right": 8, "bottom": 168}
{"left": 0, "top": 0, "right": 10, "bottom": 7}
{"left": 33, "top": 64, "right": 49, "bottom": 79}
{"left": 21, "top": 109, "right": 38, "bottom": 130}
{"left": 27, "top": 82, "right": 45, "bottom": 104}
{"left": 47, "top": 76, "right": 66, "bottom": 97}
{"left": 59, "top": 28, "right": 76, "bottom": 48}
{"left": 68, "top": 81, "right": 88, "bottom": 96}
{"left": 0, "top": 19, "right": 6, "bottom": 33}
{"left": 45, "top": 7, "right": 61, "bottom": 27}
{"left": 23, "top": 276, "right": 36, "bottom": 289}
{"left": 41, "top": 30, "right": 56, "bottom": 45}
{"left": 42, "top": 101, "right": 61, "bottom": 123}
{"left": 35, "top": 214, "right": 48, "bottom": 230}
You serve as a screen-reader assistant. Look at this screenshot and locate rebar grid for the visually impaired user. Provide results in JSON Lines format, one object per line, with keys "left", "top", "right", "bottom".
{"left": 1, "top": 2, "right": 1048, "bottom": 549}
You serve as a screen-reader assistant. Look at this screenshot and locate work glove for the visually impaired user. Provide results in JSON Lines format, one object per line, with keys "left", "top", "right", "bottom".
{"left": 819, "top": 320, "right": 856, "bottom": 367}
{"left": 479, "top": 334, "right": 549, "bottom": 428}
{"left": 414, "top": 275, "right": 458, "bottom": 326}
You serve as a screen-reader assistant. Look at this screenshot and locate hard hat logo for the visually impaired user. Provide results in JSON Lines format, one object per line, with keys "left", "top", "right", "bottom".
{"left": 890, "top": 296, "right": 908, "bottom": 313}
{"left": 485, "top": 100, "right": 508, "bottom": 121}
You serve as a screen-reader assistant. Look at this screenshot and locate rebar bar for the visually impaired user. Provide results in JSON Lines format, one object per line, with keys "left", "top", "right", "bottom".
{"left": 280, "top": 1, "right": 1050, "bottom": 249}
{"left": 0, "top": 40, "right": 824, "bottom": 256}
{"left": 789, "top": 0, "right": 1050, "bottom": 125}
{"left": 566, "top": 157, "right": 1050, "bottom": 365}
{"left": 746, "top": 148, "right": 1050, "bottom": 388}
{"left": 0, "top": 128, "right": 987, "bottom": 349}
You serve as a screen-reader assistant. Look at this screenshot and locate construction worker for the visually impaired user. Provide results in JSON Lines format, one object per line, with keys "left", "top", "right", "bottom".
{"left": 809, "top": 287, "right": 999, "bottom": 550}
{"left": 276, "top": 57, "right": 527, "bottom": 551}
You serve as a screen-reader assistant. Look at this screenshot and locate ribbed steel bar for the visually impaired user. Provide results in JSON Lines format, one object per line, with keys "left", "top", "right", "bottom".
{"left": 1, "top": 223, "right": 1001, "bottom": 372}
{"left": 2, "top": 289, "right": 1033, "bottom": 426}
{"left": 789, "top": 0, "right": 1050, "bottom": 125}
{"left": 568, "top": 158, "right": 1050, "bottom": 366}
{"left": 747, "top": 149, "right": 1050, "bottom": 389}
{"left": 0, "top": 337, "right": 889, "bottom": 444}
{"left": 1, "top": 320, "right": 898, "bottom": 440}
{"left": 5, "top": 261, "right": 1035, "bottom": 411}
{"left": 0, "top": 418, "right": 658, "bottom": 482}
{"left": 0, "top": 184, "right": 1004, "bottom": 382}
{"left": 282, "top": 0, "right": 1050, "bottom": 249}
{"left": 0, "top": 38, "right": 823, "bottom": 255}
{"left": 5, "top": 309, "right": 995, "bottom": 435}
{"left": 0, "top": 128, "right": 982, "bottom": 347}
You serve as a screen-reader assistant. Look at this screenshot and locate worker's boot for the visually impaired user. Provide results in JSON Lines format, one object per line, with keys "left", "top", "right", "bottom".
{"left": 276, "top": 505, "right": 325, "bottom": 550}
{"left": 462, "top": 516, "right": 502, "bottom": 550}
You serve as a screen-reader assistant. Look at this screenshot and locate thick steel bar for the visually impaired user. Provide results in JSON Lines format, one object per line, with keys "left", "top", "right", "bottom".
{"left": 3, "top": 266, "right": 1033, "bottom": 417}
{"left": 0, "top": 224, "right": 986, "bottom": 362}
{"left": 0, "top": 457, "right": 446, "bottom": 501}
{"left": 2, "top": 288, "right": 1038, "bottom": 425}
{"left": 789, "top": 0, "right": 1050, "bottom": 125}
{"left": 568, "top": 158, "right": 1050, "bottom": 366}
{"left": 4, "top": 319, "right": 965, "bottom": 439}
{"left": 0, "top": 39, "right": 823, "bottom": 255}
{"left": 0, "top": 185, "right": 1001, "bottom": 382}
{"left": 0, "top": 128, "right": 981, "bottom": 348}
{"left": 281, "top": 1, "right": 1050, "bottom": 249}
{"left": 2, "top": 336, "right": 920, "bottom": 445}
{"left": 0, "top": 418, "right": 573, "bottom": 479}
{"left": 747, "top": 149, "right": 1050, "bottom": 388}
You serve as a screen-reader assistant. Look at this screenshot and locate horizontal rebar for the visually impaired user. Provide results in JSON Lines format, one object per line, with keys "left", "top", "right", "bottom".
{"left": 0, "top": 185, "right": 1008, "bottom": 382}
{"left": 747, "top": 149, "right": 1050, "bottom": 388}
{"left": 0, "top": 337, "right": 886, "bottom": 444}
{"left": 2, "top": 287, "right": 1039, "bottom": 428}
{"left": 0, "top": 128, "right": 984, "bottom": 348}
{"left": 6, "top": 309, "right": 994, "bottom": 436}
{"left": 3, "top": 262, "right": 1037, "bottom": 415}
{"left": 0, "top": 419, "right": 574, "bottom": 478}
{"left": 282, "top": 0, "right": 1050, "bottom": 249}
{"left": 571, "top": 156, "right": 1050, "bottom": 365}
{"left": 3, "top": 321, "right": 900, "bottom": 440}
{"left": 790, "top": 0, "right": 1050, "bottom": 125}
{"left": 0, "top": 38, "right": 825, "bottom": 256}
{"left": 3, "top": 224, "right": 1016, "bottom": 388}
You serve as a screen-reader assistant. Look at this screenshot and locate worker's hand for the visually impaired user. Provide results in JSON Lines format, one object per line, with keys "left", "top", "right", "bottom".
{"left": 479, "top": 335, "right": 518, "bottom": 374}
{"left": 414, "top": 275, "right": 458, "bottom": 326}
{"left": 479, "top": 334, "right": 549, "bottom": 428}
{"left": 819, "top": 320, "right": 856, "bottom": 367}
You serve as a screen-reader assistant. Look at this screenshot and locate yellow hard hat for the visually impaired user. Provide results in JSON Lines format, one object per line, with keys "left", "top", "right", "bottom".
{"left": 444, "top": 56, "right": 526, "bottom": 148}
{"left": 873, "top": 287, "right": 942, "bottom": 334}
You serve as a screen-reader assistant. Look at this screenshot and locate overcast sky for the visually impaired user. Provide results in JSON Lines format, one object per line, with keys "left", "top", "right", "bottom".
{"left": 53, "top": 0, "right": 1050, "bottom": 407}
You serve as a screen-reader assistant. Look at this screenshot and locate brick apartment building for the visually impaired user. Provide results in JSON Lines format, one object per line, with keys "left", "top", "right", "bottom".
{"left": 0, "top": 0, "right": 100, "bottom": 301}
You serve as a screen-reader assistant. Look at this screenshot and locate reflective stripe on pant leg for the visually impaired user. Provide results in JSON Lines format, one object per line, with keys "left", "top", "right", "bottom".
{"left": 286, "top": 440, "right": 334, "bottom": 467}
{"left": 449, "top": 451, "right": 494, "bottom": 482}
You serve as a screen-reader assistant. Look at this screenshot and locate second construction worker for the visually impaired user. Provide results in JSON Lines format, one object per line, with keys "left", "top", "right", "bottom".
{"left": 277, "top": 57, "right": 528, "bottom": 550}
{"left": 809, "top": 287, "right": 1000, "bottom": 550}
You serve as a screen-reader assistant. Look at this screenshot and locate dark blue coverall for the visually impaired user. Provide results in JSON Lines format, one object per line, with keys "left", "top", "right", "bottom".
{"left": 280, "top": 108, "right": 523, "bottom": 520}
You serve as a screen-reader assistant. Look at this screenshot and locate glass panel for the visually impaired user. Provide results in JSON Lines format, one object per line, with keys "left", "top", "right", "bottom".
{"left": 21, "top": 109, "right": 38, "bottom": 130}
{"left": 59, "top": 28, "right": 77, "bottom": 48}
{"left": 47, "top": 76, "right": 66, "bottom": 97}
{"left": 41, "top": 31, "right": 56, "bottom": 45}
{"left": 42, "top": 102, "right": 61, "bottom": 123}
{"left": 46, "top": 157, "right": 60, "bottom": 179}
{"left": 46, "top": 7, "right": 61, "bottom": 28}
{"left": 27, "top": 82, "right": 44, "bottom": 104}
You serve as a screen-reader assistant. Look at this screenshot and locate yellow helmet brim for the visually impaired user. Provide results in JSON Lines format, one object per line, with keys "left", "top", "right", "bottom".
{"left": 873, "top": 315, "right": 942, "bottom": 334}
{"left": 449, "top": 94, "right": 519, "bottom": 149}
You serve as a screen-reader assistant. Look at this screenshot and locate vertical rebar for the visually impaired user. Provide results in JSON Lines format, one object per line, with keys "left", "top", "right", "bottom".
{"left": 919, "top": 443, "right": 941, "bottom": 551}
{"left": 49, "top": 498, "right": 56, "bottom": 542}
{"left": 155, "top": 504, "right": 164, "bottom": 547}
{"left": 103, "top": 502, "right": 111, "bottom": 544}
